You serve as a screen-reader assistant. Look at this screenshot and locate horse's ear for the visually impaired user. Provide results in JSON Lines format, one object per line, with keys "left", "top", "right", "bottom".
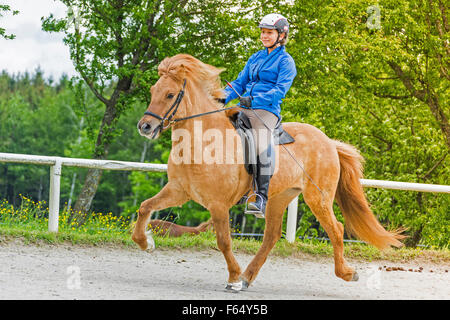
{"left": 166, "top": 63, "right": 186, "bottom": 83}
{"left": 177, "top": 64, "right": 186, "bottom": 82}
{"left": 158, "top": 57, "right": 187, "bottom": 83}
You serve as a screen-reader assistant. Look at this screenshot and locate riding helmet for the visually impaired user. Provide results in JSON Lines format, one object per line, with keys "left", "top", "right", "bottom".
{"left": 258, "top": 13, "right": 289, "bottom": 35}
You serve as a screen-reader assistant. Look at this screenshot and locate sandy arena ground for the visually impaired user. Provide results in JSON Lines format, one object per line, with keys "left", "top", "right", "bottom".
{"left": 0, "top": 240, "right": 448, "bottom": 300}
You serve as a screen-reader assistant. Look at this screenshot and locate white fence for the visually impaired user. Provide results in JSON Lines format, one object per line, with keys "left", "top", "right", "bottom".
{"left": 1, "top": 152, "right": 449, "bottom": 242}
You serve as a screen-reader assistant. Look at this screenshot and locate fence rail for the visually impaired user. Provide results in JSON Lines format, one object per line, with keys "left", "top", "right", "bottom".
{"left": 1, "top": 152, "right": 449, "bottom": 242}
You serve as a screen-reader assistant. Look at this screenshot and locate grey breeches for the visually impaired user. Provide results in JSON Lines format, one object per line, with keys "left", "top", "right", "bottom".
{"left": 240, "top": 108, "right": 278, "bottom": 176}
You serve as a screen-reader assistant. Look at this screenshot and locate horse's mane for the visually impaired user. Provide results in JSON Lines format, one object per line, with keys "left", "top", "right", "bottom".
{"left": 157, "top": 54, "right": 225, "bottom": 102}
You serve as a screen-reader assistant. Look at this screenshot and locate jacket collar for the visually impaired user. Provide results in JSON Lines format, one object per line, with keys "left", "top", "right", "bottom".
{"left": 264, "top": 45, "right": 284, "bottom": 56}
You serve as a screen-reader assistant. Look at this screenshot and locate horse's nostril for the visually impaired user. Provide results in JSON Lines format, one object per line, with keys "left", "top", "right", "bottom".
{"left": 141, "top": 122, "right": 152, "bottom": 134}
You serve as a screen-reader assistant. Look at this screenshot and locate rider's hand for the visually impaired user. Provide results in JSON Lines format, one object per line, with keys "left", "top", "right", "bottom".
{"left": 239, "top": 96, "right": 252, "bottom": 108}
{"left": 217, "top": 98, "right": 226, "bottom": 105}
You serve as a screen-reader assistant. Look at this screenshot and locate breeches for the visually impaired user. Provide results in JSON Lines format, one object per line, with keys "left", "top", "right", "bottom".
{"left": 240, "top": 108, "right": 278, "bottom": 176}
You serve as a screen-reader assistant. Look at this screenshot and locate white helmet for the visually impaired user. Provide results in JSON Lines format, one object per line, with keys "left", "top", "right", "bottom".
{"left": 259, "top": 13, "right": 289, "bottom": 34}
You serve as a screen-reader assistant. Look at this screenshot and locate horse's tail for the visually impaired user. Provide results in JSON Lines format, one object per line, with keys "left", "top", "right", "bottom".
{"left": 333, "top": 140, "right": 405, "bottom": 250}
{"left": 195, "top": 218, "right": 213, "bottom": 233}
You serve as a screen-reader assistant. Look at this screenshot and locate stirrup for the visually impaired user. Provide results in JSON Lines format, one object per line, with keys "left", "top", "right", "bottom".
{"left": 244, "top": 193, "right": 265, "bottom": 219}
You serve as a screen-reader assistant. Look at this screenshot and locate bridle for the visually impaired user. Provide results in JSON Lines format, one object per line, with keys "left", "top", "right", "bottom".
{"left": 143, "top": 78, "right": 238, "bottom": 137}
{"left": 143, "top": 79, "right": 187, "bottom": 136}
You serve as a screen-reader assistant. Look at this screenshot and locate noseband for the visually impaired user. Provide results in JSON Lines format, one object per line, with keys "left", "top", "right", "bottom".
{"left": 143, "top": 78, "right": 239, "bottom": 136}
{"left": 144, "top": 79, "right": 187, "bottom": 136}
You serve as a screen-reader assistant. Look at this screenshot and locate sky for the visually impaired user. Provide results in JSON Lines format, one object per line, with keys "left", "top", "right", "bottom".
{"left": 0, "top": 0, "right": 76, "bottom": 80}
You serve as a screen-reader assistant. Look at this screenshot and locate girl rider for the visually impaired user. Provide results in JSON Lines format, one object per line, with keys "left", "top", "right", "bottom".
{"left": 223, "top": 13, "right": 297, "bottom": 218}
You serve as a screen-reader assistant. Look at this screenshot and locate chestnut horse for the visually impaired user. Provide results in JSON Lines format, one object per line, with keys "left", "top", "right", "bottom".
{"left": 132, "top": 54, "right": 403, "bottom": 291}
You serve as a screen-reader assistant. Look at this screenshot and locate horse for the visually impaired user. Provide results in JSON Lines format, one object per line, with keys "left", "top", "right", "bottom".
{"left": 132, "top": 53, "right": 404, "bottom": 291}
{"left": 147, "top": 219, "right": 213, "bottom": 237}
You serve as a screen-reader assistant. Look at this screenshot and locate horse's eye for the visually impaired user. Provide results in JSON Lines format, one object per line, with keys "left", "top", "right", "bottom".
{"left": 167, "top": 93, "right": 174, "bottom": 99}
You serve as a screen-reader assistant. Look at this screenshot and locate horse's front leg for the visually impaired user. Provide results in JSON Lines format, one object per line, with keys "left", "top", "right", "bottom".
{"left": 209, "top": 204, "right": 242, "bottom": 288}
{"left": 240, "top": 193, "right": 292, "bottom": 288}
{"left": 132, "top": 182, "right": 188, "bottom": 251}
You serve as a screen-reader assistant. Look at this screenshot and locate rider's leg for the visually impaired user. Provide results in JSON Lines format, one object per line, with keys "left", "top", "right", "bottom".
{"left": 241, "top": 109, "right": 278, "bottom": 218}
{"left": 247, "top": 144, "right": 275, "bottom": 218}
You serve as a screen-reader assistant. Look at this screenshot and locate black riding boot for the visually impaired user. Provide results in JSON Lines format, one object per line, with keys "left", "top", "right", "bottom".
{"left": 246, "top": 146, "right": 274, "bottom": 219}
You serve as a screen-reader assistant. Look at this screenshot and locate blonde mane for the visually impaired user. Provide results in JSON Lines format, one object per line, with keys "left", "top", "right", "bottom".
{"left": 157, "top": 54, "right": 225, "bottom": 102}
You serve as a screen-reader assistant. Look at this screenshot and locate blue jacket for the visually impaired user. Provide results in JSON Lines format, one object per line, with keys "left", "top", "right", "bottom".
{"left": 224, "top": 46, "right": 297, "bottom": 119}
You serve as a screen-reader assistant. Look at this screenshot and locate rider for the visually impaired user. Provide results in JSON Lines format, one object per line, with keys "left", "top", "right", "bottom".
{"left": 222, "top": 13, "right": 297, "bottom": 218}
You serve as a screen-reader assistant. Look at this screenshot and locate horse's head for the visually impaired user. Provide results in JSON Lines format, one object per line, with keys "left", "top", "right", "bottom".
{"left": 137, "top": 54, "right": 225, "bottom": 140}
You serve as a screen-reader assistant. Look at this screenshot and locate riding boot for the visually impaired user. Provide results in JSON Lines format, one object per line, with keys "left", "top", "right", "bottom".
{"left": 246, "top": 146, "right": 274, "bottom": 219}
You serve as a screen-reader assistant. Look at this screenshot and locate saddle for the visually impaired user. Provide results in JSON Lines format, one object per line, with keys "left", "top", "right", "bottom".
{"left": 228, "top": 109, "right": 295, "bottom": 176}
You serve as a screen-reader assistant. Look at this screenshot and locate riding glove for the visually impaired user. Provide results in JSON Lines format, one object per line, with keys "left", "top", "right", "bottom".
{"left": 239, "top": 96, "right": 252, "bottom": 108}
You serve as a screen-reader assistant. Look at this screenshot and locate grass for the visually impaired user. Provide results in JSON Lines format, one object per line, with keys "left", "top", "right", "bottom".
{"left": 1, "top": 196, "right": 449, "bottom": 264}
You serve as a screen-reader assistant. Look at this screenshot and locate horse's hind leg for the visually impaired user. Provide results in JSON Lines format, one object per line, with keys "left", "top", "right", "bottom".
{"left": 132, "top": 182, "right": 188, "bottom": 251}
{"left": 240, "top": 190, "right": 298, "bottom": 287}
{"left": 303, "top": 189, "right": 358, "bottom": 282}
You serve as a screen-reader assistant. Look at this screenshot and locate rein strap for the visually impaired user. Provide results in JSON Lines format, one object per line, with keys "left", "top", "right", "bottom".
{"left": 143, "top": 79, "right": 238, "bottom": 130}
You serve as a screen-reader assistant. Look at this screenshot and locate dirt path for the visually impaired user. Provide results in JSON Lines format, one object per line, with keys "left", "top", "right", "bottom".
{"left": 0, "top": 241, "right": 448, "bottom": 300}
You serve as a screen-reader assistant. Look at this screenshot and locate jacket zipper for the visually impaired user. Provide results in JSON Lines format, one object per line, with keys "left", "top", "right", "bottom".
{"left": 249, "top": 47, "right": 282, "bottom": 98}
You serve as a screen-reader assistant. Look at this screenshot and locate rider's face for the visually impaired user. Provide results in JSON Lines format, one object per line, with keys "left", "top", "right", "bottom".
{"left": 260, "top": 28, "right": 283, "bottom": 47}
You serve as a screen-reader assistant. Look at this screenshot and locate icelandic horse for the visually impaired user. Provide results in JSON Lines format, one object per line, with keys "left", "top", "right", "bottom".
{"left": 132, "top": 54, "right": 404, "bottom": 291}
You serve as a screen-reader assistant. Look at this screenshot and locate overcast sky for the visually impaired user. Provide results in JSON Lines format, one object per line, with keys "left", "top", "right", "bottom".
{"left": 0, "top": 0, "right": 76, "bottom": 80}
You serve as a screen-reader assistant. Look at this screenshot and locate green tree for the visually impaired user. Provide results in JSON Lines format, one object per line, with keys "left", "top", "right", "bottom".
{"left": 283, "top": 0, "right": 448, "bottom": 246}
{"left": 41, "top": 0, "right": 259, "bottom": 223}
{"left": 0, "top": 71, "right": 80, "bottom": 205}
{"left": 0, "top": 4, "right": 18, "bottom": 40}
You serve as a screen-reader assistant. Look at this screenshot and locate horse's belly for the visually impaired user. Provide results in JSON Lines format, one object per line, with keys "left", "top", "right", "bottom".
{"left": 168, "top": 163, "right": 250, "bottom": 208}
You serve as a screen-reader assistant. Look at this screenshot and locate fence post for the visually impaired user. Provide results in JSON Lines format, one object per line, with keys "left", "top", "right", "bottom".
{"left": 286, "top": 197, "right": 298, "bottom": 243}
{"left": 48, "top": 158, "right": 62, "bottom": 232}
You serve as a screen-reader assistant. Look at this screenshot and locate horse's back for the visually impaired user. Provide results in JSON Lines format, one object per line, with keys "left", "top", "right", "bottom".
{"left": 281, "top": 122, "right": 331, "bottom": 141}
{"left": 270, "top": 121, "right": 340, "bottom": 193}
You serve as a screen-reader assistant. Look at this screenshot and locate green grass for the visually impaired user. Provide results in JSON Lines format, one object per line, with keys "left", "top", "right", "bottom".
{"left": 1, "top": 224, "right": 449, "bottom": 264}
{"left": 1, "top": 196, "right": 449, "bottom": 264}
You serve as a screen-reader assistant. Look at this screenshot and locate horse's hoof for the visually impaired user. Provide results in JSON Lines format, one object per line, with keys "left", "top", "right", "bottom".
{"left": 225, "top": 281, "right": 243, "bottom": 293}
{"left": 351, "top": 271, "right": 359, "bottom": 281}
{"left": 238, "top": 276, "right": 250, "bottom": 290}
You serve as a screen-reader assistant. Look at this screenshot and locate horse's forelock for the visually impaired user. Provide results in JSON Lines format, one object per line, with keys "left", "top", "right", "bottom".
{"left": 157, "top": 54, "right": 225, "bottom": 99}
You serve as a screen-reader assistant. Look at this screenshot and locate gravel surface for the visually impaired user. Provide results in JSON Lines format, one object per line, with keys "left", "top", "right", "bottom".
{"left": 0, "top": 241, "right": 448, "bottom": 300}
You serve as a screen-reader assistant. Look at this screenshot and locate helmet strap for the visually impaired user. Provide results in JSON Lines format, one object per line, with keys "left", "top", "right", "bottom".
{"left": 266, "top": 32, "right": 281, "bottom": 49}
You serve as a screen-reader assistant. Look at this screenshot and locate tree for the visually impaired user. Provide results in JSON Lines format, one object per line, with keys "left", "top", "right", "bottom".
{"left": 42, "top": 0, "right": 258, "bottom": 222}
{"left": 0, "top": 4, "right": 18, "bottom": 40}
{"left": 0, "top": 71, "right": 80, "bottom": 205}
{"left": 283, "top": 0, "right": 449, "bottom": 246}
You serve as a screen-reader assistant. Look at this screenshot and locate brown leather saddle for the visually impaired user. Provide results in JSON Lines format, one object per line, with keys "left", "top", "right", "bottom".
{"left": 228, "top": 109, "right": 295, "bottom": 176}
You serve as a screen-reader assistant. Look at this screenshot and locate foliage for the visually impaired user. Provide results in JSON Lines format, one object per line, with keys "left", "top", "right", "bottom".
{"left": 0, "top": 4, "right": 19, "bottom": 40}
{"left": 0, "top": 195, "right": 129, "bottom": 237}
{"left": 0, "top": 0, "right": 448, "bottom": 247}
{"left": 279, "top": 0, "right": 449, "bottom": 247}
{"left": 39, "top": 0, "right": 273, "bottom": 215}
